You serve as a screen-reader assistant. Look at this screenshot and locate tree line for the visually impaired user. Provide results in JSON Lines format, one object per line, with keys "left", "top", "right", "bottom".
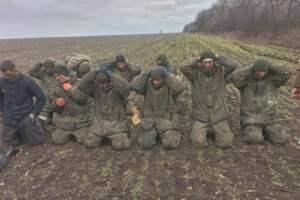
{"left": 183, "top": 0, "right": 300, "bottom": 37}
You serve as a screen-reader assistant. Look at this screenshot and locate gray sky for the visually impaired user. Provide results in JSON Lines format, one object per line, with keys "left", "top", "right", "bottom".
{"left": 0, "top": 0, "right": 216, "bottom": 39}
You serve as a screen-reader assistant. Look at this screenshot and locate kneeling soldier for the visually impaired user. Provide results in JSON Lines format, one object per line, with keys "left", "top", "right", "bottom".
{"left": 50, "top": 64, "right": 92, "bottom": 145}
{"left": 79, "top": 66, "right": 131, "bottom": 150}
{"left": 131, "top": 66, "right": 185, "bottom": 149}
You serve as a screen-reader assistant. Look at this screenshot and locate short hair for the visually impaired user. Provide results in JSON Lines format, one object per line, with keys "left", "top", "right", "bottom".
{"left": 0, "top": 60, "right": 16, "bottom": 72}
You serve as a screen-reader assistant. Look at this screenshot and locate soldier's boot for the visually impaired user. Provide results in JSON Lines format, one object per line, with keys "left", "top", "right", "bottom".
{"left": 264, "top": 123, "right": 287, "bottom": 144}
{"left": 109, "top": 133, "right": 131, "bottom": 151}
{"left": 244, "top": 125, "right": 264, "bottom": 144}
{"left": 161, "top": 130, "right": 181, "bottom": 150}
{"left": 213, "top": 120, "right": 234, "bottom": 148}
{"left": 190, "top": 121, "right": 209, "bottom": 147}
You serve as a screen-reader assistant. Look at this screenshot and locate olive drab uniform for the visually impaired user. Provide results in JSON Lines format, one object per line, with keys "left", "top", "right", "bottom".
{"left": 180, "top": 57, "right": 236, "bottom": 148}
{"left": 28, "top": 62, "right": 57, "bottom": 125}
{"left": 230, "top": 64, "right": 292, "bottom": 144}
{"left": 79, "top": 70, "right": 131, "bottom": 150}
{"left": 49, "top": 77, "right": 92, "bottom": 145}
{"left": 101, "top": 60, "right": 141, "bottom": 114}
{"left": 292, "top": 68, "right": 300, "bottom": 89}
{"left": 156, "top": 53, "right": 179, "bottom": 77}
{"left": 131, "top": 71, "right": 185, "bottom": 149}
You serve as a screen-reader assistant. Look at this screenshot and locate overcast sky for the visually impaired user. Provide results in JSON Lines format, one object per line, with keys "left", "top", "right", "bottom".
{"left": 0, "top": 0, "right": 216, "bottom": 39}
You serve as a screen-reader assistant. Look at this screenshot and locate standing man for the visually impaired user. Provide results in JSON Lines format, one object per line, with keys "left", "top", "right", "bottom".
{"left": 131, "top": 66, "right": 185, "bottom": 149}
{"left": 79, "top": 66, "right": 131, "bottom": 151}
{"left": 180, "top": 51, "right": 236, "bottom": 148}
{"left": 49, "top": 64, "right": 92, "bottom": 145}
{"left": 0, "top": 60, "right": 46, "bottom": 149}
{"left": 65, "top": 53, "right": 91, "bottom": 78}
{"left": 230, "top": 59, "right": 291, "bottom": 144}
{"left": 28, "top": 58, "right": 57, "bottom": 128}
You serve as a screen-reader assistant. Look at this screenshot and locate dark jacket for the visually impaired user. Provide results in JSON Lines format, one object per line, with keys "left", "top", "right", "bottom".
{"left": 0, "top": 73, "right": 46, "bottom": 125}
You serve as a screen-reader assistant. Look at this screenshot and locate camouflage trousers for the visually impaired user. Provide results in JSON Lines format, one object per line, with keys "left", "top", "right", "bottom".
{"left": 52, "top": 126, "right": 89, "bottom": 145}
{"left": 83, "top": 132, "right": 131, "bottom": 151}
{"left": 139, "top": 126, "right": 181, "bottom": 150}
{"left": 191, "top": 120, "right": 234, "bottom": 148}
{"left": 2, "top": 115, "right": 44, "bottom": 147}
{"left": 243, "top": 123, "right": 287, "bottom": 144}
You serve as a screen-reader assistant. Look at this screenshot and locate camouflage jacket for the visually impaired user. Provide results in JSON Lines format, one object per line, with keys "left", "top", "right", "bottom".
{"left": 230, "top": 64, "right": 291, "bottom": 127}
{"left": 131, "top": 73, "right": 185, "bottom": 131}
{"left": 180, "top": 57, "right": 236, "bottom": 125}
{"left": 49, "top": 77, "right": 92, "bottom": 130}
{"left": 79, "top": 70, "right": 130, "bottom": 136}
{"left": 65, "top": 53, "right": 91, "bottom": 71}
{"left": 292, "top": 68, "right": 300, "bottom": 88}
{"left": 28, "top": 63, "right": 57, "bottom": 97}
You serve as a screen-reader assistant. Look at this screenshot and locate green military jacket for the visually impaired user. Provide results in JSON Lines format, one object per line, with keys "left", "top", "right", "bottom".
{"left": 180, "top": 57, "right": 236, "bottom": 125}
{"left": 230, "top": 64, "right": 291, "bottom": 127}
{"left": 28, "top": 63, "right": 57, "bottom": 97}
{"left": 131, "top": 72, "right": 185, "bottom": 131}
{"left": 49, "top": 77, "right": 92, "bottom": 130}
{"left": 79, "top": 71, "right": 130, "bottom": 136}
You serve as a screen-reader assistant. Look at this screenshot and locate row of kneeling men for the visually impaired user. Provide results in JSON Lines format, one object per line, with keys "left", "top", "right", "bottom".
{"left": 1, "top": 51, "right": 299, "bottom": 171}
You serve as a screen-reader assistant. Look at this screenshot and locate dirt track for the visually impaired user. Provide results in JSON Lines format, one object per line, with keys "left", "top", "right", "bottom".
{"left": 0, "top": 33, "right": 299, "bottom": 200}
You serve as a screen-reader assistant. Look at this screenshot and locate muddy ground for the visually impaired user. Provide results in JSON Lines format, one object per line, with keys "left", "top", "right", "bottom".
{"left": 0, "top": 33, "right": 299, "bottom": 200}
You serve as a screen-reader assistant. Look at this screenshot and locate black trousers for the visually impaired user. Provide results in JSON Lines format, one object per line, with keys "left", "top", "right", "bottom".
{"left": 2, "top": 115, "right": 44, "bottom": 147}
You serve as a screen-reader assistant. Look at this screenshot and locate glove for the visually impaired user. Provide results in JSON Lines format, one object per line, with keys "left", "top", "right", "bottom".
{"left": 62, "top": 82, "right": 72, "bottom": 91}
{"left": 100, "top": 66, "right": 112, "bottom": 76}
{"left": 163, "top": 67, "right": 169, "bottom": 76}
{"left": 56, "top": 98, "right": 66, "bottom": 107}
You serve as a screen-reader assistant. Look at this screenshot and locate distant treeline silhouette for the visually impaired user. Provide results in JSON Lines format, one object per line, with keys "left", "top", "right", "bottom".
{"left": 183, "top": 0, "right": 300, "bottom": 37}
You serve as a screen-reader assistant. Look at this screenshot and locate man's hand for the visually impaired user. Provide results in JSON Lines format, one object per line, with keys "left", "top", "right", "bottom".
{"left": 56, "top": 98, "right": 66, "bottom": 106}
{"left": 291, "top": 88, "right": 300, "bottom": 100}
{"left": 100, "top": 66, "right": 112, "bottom": 76}
{"left": 29, "top": 113, "right": 36, "bottom": 122}
{"left": 62, "top": 83, "right": 72, "bottom": 91}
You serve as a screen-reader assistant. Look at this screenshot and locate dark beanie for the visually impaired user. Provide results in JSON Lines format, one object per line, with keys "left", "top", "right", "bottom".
{"left": 96, "top": 71, "right": 110, "bottom": 83}
{"left": 252, "top": 59, "right": 269, "bottom": 72}
{"left": 53, "top": 64, "right": 69, "bottom": 76}
{"left": 0, "top": 60, "right": 16, "bottom": 72}
{"left": 42, "top": 59, "right": 55, "bottom": 68}
{"left": 151, "top": 66, "right": 165, "bottom": 79}
{"left": 116, "top": 54, "right": 126, "bottom": 63}
{"left": 200, "top": 51, "right": 216, "bottom": 62}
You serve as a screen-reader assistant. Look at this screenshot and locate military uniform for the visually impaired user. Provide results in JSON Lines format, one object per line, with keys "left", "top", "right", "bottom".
{"left": 180, "top": 53, "right": 236, "bottom": 148}
{"left": 65, "top": 53, "right": 91, "bottom": 78}
{"left": 230, "top": 60, "right": 292, "bottom": 144}
{"left": 28, "top": 59, "right": 57, "bottom": 126}
{"left": 79, "top": 70, "right": 131, "bottom": 150}
{"left": 49, "top": 65, "right": 92, "bottom": 145}
{"left": 131, "top": 66, "right": 185, "bottom": 149}
{"left": 156, "top": 53, "right": 179, "bottom": 76}
{"left": 101, "top": 56, "right": 141, "bottom": 114}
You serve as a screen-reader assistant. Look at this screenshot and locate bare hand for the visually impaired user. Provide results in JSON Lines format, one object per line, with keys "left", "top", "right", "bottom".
{"left": 62, "top": 83, "right": 72, "bottom": 91}
{"left": 291, "top": 88, "right": 300, "bottom": 100}
{"left": 29, "top": 113, "right": 36, "bottom": 122}
{"left": 56, "top": 98, "right": 66, "bottom": 106}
